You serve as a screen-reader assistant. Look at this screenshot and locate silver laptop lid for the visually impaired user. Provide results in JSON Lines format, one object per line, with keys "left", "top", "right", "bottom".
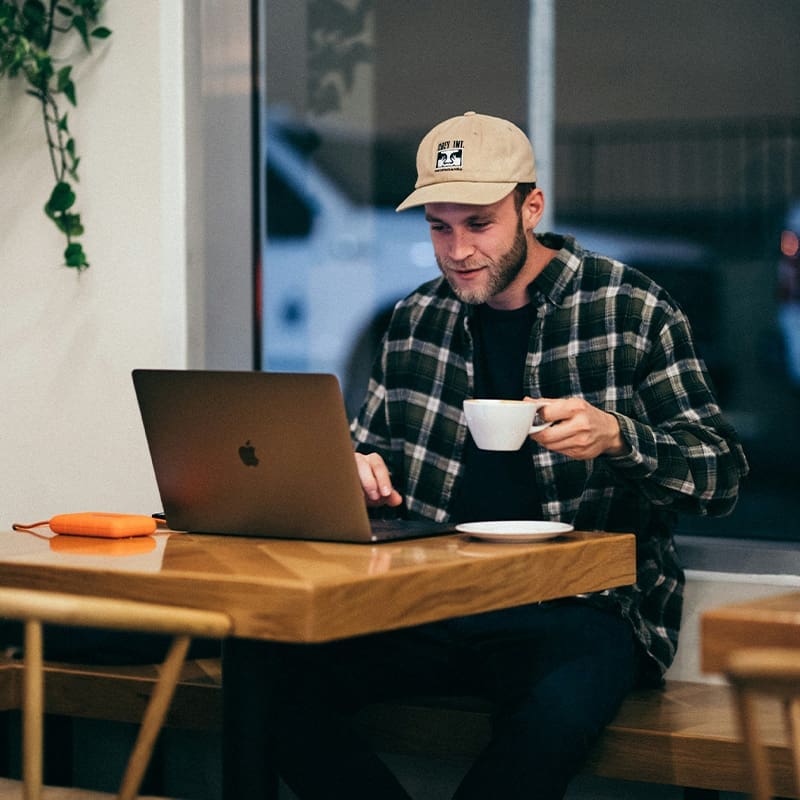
{"left": 132, "top": 370, "right": 375, "bottom": 542}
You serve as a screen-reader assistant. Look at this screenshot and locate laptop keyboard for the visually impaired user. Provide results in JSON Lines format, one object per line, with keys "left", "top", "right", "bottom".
{"left": 368, "top": 518, "right": 454, "bottom": 542}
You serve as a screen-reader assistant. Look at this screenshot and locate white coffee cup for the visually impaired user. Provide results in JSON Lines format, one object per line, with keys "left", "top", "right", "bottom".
{"left": 463, "top": 399, "right": 551, "bottom": 451}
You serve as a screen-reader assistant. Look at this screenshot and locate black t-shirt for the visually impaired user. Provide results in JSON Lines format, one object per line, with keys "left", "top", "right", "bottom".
{"left": 451, "top": 303, "right": 542, "bottom": 523}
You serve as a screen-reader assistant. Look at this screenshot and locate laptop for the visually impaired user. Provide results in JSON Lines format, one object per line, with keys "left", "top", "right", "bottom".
{"left": 131, "top": 369, "right": 454, "bottom": 543}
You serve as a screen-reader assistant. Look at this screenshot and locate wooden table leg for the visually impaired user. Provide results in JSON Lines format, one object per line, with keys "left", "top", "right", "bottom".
{"left": 222, "top": 637, "right": 280, "bottom": 800}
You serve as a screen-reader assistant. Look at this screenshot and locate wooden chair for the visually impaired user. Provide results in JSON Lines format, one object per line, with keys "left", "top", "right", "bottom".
{"left": 724, "top": 647, "right": 800, "bottom": 800}
{"left": 0, "top": 587, "right": 231, "bottom": 800}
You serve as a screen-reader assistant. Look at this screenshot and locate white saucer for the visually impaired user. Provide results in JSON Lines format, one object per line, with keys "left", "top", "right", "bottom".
{"left": 455, "top": 521, "right": 574, "bottom": 543}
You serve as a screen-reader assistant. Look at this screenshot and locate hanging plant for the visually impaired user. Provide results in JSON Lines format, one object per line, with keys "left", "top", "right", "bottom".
{"left": 0, "top": 0, "right": 111, "bottom": 270}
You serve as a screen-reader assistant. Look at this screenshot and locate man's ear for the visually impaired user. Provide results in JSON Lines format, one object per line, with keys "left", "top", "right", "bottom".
{"left": 521, "top": 187, "right": 546, "bottom": 230}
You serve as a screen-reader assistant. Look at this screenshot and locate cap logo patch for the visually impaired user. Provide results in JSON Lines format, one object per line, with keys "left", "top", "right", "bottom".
{"left": 435, "top": 140, "right": 463, "bottom": 172}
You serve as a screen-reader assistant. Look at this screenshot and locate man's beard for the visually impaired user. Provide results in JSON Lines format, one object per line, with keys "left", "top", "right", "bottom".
{"left": 437, "top": 217, "right": 529, "bottom": 305}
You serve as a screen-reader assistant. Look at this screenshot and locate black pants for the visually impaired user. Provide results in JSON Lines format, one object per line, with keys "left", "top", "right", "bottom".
{"left": 262, "top": 600, "right": 639, "bottom": 800}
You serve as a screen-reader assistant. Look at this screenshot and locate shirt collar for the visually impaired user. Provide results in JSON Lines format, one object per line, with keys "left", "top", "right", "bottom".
{"left": 526, "top": 232, "right": 583, "bottom": 307}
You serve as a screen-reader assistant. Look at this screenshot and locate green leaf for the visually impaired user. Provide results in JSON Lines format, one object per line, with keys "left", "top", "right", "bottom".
{"left": 56, "top": 5, "right": 75, "bottom": 17}
{"left": 60, "top": 212, "right": 84, "bottom": 236}
{"left": 72, "top": 14, "right": 90, "bottom": 50}
{"left": 62, "top": 78, "right": 76, "bottom": 105}
{"left": 22, "top": 0, "right": 46, "bottom": 27}
{"left": 64, "top": 242, "right": 89, "bottom": 269}
{"left": 91, "top": 26, "right": 111, "bottom": 39}
{"left": 22, "top": 0, "right": 47, "bottom": 47}
{"left": 50, "top": 210, "right": 84, "bottom": 236}
{"left": 0, "top": 4, "right": 17, "bottom": 27}
{"left": 56, "top": 64, "right": 71, "bottom": 91}
{"left": 45, "top": 181, "right": 76, "bottom": 215}
{"left": 57, "top": 112, "right": 69, "bottom": 132}
{"left": 33, "top": 52, "right": 53, "bottom": 81}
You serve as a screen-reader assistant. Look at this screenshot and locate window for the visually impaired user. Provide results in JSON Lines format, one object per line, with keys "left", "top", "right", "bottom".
{"left": 554, "top": 1, "right": 800, "bottom": 542}
{"left": 256, "top": 0, "right": 799, "bottom": 542}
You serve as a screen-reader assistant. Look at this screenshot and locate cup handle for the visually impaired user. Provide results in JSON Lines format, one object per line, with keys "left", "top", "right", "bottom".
{"left": 528, "top": 404, "right": 551, "bottom": 434}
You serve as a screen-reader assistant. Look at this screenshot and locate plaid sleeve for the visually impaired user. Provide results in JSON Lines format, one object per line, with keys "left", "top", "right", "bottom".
{"left": 351, "top": 337, "right": 395, "bottom": 463}
{"left": 605, "top": 301, "right": 749, "bottom": 516}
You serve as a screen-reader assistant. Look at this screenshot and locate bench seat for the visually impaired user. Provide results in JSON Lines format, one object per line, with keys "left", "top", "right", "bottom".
{"left": 357, "top": 681, "right": 797, "bottom": 797}
{"left": 1, "top": 657, "right": 796, "bottom": 798}
{"left": 0, "top": 655, "right": 222, "bottom": 731}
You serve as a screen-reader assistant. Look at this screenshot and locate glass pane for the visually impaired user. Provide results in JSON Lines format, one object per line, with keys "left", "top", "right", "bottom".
{"left": 259, "top": 0, "right": 529, "bottom": 417}
{"left": 257, "top": 0, "right": 798, "bottom": 542}
{"left": 554, "top": 2, "right": 800, "bottom": 542}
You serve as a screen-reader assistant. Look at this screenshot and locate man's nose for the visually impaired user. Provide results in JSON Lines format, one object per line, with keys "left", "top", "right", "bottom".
{"left": 448, "top": 229, "right": 476, "bottom": 262}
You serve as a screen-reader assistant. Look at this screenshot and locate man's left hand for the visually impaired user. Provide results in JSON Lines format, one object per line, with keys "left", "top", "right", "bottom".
{"left": 528, "top": 397, "right": 628, "bottom": 460}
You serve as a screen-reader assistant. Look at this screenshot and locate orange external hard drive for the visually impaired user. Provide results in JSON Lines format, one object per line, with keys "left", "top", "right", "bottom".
{"left": 47, "top": 512, "right": 158, "bottom": 538}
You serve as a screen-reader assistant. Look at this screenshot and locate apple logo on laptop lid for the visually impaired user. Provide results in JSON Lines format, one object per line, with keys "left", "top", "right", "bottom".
{"left": 238, "top": 440, "right": 260, "bottom": 467}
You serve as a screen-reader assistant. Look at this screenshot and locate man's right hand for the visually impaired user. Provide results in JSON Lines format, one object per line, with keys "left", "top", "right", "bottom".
{"left": 354, "top": 452, "right": 404, "bottom": 508}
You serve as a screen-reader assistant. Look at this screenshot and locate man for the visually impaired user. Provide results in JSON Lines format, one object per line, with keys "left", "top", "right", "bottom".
{"left": 266, "top": 111, "right": 748, "bottom": 799}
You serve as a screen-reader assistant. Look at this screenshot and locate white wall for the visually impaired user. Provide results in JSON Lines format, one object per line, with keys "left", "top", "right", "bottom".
{"left": 0, "top": 3, "right": 187, "bottom": 525}
{"left": 667, "top": 571, "right": 800, "bottom": 683}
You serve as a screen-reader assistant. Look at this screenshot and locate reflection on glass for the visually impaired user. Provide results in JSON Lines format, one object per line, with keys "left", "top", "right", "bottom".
{"left": 257, "top": 2, "right": 799, "bottom": 542}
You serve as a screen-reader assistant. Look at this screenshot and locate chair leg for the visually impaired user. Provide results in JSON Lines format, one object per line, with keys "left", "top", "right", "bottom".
{"left": 116, "top": 634, "right": 192, "bottom": 800}
{"left": 23, "top": 619, "right": 44, "bottom": 800}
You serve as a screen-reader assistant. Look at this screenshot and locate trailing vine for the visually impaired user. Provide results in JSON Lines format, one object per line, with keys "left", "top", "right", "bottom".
{"left": 0, "top": 0, "right": 111, "bottom": 270}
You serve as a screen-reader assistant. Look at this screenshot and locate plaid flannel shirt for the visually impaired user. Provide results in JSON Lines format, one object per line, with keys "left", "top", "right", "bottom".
{"left": 352, "top": 233, "right": 749, "bottom": 681}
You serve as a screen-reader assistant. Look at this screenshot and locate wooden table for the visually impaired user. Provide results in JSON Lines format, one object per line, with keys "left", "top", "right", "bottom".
{"left": 701, "top": 591, "right": 800, "bottom": 673}
{"left": 0, "top": 528, "right": 635, "bottom": 641}
{"left": 0, "top": 527, "right": 635, "bottom": 797}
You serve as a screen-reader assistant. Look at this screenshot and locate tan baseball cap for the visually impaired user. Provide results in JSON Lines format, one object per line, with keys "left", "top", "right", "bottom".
{"left": 396, "top": 111, "right": 536, "bottom": 211}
